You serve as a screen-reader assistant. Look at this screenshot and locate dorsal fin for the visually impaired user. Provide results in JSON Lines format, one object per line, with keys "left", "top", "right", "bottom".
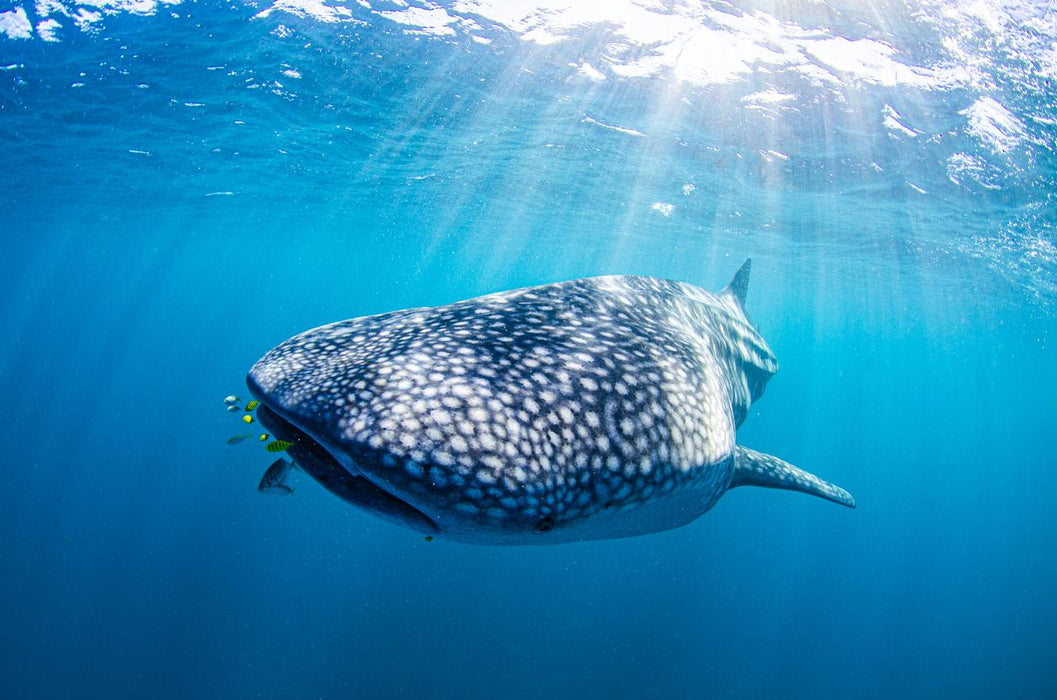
{"left": 730, "top": 446, "right": 856, "bottom": 508}
{"left": 722, "top": 258, "right": 751, "bottom": 310}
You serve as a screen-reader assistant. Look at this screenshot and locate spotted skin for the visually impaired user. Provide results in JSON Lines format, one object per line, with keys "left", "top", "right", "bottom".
{"left": 247, "top": 260, "right": 854, "bottom": 544}
{"left": 731, "top": 446, "right": 855, "bottom": 507}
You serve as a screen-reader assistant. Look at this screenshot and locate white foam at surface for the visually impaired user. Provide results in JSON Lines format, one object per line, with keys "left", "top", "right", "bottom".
{"left": 932, "top": 0, "right": 1057, "bottom": 87}
{"left": 804, "top": 37, "right": 933, "bottom": 88}
{"left": 741, "top": 88, "right": 797, "bottom": 116}
{"left": 36, "top": 17, "right": 60, "bottom": 40}
{"left": 444, "top": 1, "right": 946, "bottom": 89}
{"left": 581, "top": 115, "right": 645, "bottom": 138}
{"left": 72, "top": 8, "right": 101, "bottom": 29}
{"left": 77, "top": 0, "right": 172, "bottom": 15}
{"left": 3, "top": 0, "right": 1054, "bottom": 236}
{"left": 577, "top": 62, "right": 605, "bottom": 82}
{"left": 946, "top": 152, "right": 1002, "bottom": 190}
{"left": 253, "top": 1, "right": 922, "bottom": 89}
{"left": 376, "top": 4, "right": 458, "bottom": 36}
{"left": 883, "top": 104, "right": 918, "bottom": 137}
{"left": 5, "top": 0, "right": 1055, "bottom": 115}
{"left": 16, "top": 0, "right": 184, "bottom": 38}
{"left": 16, "top": 0, "right": 1046, "bottom": 113}
{"left": 741, "top": 88, "right": 796, "bottom": 105}
{"left": 960, "top": 96, "right": 1027, "bottom": 154}
{"left": 0, "top": 7, "right": 33, "bottom": 39}
{"left": 256, "top": 0, "right": 353, "bottom": 22}
{"left": 35, "top": 0, "right": 67, "bottom": 18}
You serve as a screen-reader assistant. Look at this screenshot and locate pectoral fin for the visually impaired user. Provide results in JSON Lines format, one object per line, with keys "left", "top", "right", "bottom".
{"left": 730, "top": 446, "right": 855, "bottom": 508}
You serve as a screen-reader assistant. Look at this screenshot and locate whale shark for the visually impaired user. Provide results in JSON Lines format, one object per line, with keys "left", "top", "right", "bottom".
{"left": 247, "top": 260, "right": 854, "bottom": 544}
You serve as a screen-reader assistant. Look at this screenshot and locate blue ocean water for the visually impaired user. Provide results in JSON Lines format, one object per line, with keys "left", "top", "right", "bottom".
{"left": 2, "top": 1, "right": 1055, "bottom": 698}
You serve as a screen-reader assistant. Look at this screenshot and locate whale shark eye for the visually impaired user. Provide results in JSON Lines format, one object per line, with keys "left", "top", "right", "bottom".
{"left": 535, "top": 517, "right": 555, "bottom": 533}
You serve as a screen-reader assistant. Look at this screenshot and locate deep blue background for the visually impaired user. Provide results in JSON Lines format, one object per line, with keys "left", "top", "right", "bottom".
{"left": 2, "top": 3, "right": 1055, "bottom": 698}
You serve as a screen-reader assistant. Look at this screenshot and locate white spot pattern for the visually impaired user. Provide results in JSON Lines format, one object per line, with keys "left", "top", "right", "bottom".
{"left": 248, "top": 272, "right": 784, "bottom": 542}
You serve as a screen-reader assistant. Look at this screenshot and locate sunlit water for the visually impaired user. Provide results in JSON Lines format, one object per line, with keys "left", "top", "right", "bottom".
{"left": 2, "top": 2, "right": 1055, "bottom": 698}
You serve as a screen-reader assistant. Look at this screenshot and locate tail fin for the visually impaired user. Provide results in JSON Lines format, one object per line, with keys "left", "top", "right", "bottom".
{"left": 722, "top": 258, "right": 752, "bottom": 311}
{"left": 730, "top": 446, "right": 856, "bottom": 508}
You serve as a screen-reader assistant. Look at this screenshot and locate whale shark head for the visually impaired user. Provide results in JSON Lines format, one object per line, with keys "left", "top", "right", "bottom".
{"left": 246, "top": 305, "right": 606, "bottom": 543}
{"left": 246, "top": 322, "right": 446, "bottom": 536}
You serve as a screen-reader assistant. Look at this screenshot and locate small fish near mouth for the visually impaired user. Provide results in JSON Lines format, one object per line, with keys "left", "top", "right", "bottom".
{"left": 224, "top": 392, "right": 267, "bottom": 449}
{"left": 251, "top": 400, "right": 439, "bottom": 534}
{"left": 258, "top": 458, "right": 295, "bottom": 495}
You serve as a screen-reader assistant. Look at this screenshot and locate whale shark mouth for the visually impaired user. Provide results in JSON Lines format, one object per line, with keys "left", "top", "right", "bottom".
{"left": 247, "top": 388, "right": 439, "bottom": 534}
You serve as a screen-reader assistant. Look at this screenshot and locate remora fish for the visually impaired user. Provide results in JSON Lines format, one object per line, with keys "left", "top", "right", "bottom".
{"left": 258, "top": 457, "right": 295, "bottom": 495}
{"left": 247, "top": 260, "right": 854, "bottom": 544}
